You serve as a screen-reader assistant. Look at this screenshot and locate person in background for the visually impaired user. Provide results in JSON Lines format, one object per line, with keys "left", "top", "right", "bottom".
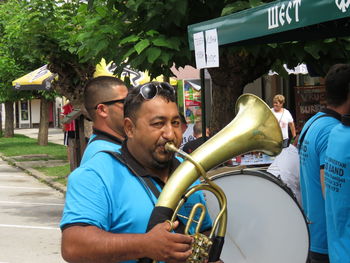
{"left": 194, "top": 107, "right": 202, "bottom": 122}
{"left": 60, "top": 82, "right": 215, "bottom": 263}
{"left": 80, "top": 76, "right": 128, "bottom": 164}
{"left": 180, "top": 112, "right": 195, "bottom": 148}
{"left": 179, "top": 112, "right": 188, "bottom": 134}
{"left": 62, "top": 101, "right": 76, "bottom": 161}
{"left": 183, "top": 121, "right": 210, "bottom": 154}
{"left": 271, "top": 94, "right": 297, "bottom": 148}
{"left": 267, "top": 134, "right": 301, "bottom": 204}
{"left": 298, "top": 64, "right": 350, "bottom": 263}
{"left": 324, "top": 114, "right": 350, "bottom": 263}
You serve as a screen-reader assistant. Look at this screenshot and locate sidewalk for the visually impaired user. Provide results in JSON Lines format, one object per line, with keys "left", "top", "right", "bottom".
{"left": 2, "top": 128, "right": 68, "bottom": 193}
{"left": 1, "top": 154, "right": 67, "bottom": 194}
{"left": 15, "top": 127, "right": 64, "bottom": 145}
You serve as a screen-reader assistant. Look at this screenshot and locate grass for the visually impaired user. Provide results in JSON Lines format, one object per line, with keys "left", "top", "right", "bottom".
{"left": 0, "top": 134, "right": 67, "bottom": 160}
{"left": 0, "top": 134, "right": 69, "bottom": 185}
{"left": 35, "top": 164, "right": 70, "bottom": 185}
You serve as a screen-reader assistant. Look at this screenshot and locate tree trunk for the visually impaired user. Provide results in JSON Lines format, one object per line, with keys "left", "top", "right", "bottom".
{"left": 38, "top": 97, "right": 49, "bottom": 145}
{"left": 4, "top": 101, "right": 14, "bottom": 137}
{"left": 208, "top": 50, "right": 273, "bottom": 135}
{"left": 0, "top": 104, "right": 3, "bottom": 136}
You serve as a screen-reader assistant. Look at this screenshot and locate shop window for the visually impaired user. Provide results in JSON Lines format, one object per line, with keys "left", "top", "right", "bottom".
{"left": 21, "top": 101, "right": 29, "bottom": 121}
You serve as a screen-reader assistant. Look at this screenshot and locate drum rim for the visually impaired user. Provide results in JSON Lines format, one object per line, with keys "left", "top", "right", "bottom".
{"left": 210, "top": 169, "right": 297, "bottom": 205}
{"left": 208, "top": 167, "right": 310, "bottom": 254}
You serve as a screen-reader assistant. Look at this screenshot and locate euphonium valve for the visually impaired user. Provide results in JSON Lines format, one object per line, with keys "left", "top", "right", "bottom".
{"left": 140, "top": 93, "right": 283, "bottom": 263}
{"left": 165, "top": 143, "right": 227, "bottom": 262}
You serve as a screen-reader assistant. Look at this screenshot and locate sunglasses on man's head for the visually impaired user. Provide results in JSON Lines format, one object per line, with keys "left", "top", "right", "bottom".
{"left": 94, "top": 98, "right": 125, "bottom": 109}
{"left": 138, "top": 82, "right": 175, "bottom": 100}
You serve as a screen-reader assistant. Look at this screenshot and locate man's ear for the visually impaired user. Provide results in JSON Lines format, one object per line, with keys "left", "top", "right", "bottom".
{"left": 124, "top": 117, "right": 135, "bottom": 138}
{"left": 95, "top": 105, "right": 108, "bottom": 119}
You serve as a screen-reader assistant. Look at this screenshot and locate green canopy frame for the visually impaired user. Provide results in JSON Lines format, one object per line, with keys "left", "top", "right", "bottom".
{"left": 187, "top": 0, "right": 350, "bottom": 139}
{"left": 188, "top": 0, "right": 350, "bottom": 49}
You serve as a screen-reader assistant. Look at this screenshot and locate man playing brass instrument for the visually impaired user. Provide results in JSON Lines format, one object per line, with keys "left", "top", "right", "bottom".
{"left": 60, "top": 82, "right": 216, "bottom": 263}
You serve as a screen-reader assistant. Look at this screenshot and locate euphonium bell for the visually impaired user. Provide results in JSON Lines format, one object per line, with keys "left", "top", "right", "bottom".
{"left": 140, "top": 93, "right": 283, "bottom": 263}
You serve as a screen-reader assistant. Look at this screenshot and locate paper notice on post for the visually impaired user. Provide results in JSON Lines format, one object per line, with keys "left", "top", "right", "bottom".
{"left": 205, "top": 29, "right": 219, "bottom": 68}
{"left": 193, "top": 32, "right": 206, "bottom": 69}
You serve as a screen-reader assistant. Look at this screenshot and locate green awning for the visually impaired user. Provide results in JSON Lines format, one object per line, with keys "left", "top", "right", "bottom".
{"left": 188, "top": 0, "right": 350, "bottom": 50}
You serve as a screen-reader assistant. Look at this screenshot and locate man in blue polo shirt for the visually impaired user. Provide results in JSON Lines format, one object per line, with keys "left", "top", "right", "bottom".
{"left": 81, "top": 76, "right": 128, "bottom": 164}
{"left": 299, "top": 64, "right": 350, "bottom": 263}
{"left": 324, "top": 114, "right": 350, "bottom": 263}
{"left": 61, "top": 82, "right": 213, "bottom": 263}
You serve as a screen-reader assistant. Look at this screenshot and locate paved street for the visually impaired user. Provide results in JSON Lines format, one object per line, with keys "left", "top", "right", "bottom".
{"left": 0, "top": 159, "right": 65, "bottom": 263}
{"left": 14, "top": 128, "right": 64, "bottom": 145}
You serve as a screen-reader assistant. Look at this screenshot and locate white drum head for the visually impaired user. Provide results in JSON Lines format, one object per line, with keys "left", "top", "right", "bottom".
{"left": 205, "top": 169, "right": 309, "bottom": 263}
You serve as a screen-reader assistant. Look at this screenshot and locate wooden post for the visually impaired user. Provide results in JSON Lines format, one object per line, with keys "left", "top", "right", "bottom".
{"left": 63, "top": 109, "right": 87, "bottom": 171}
{"left": 68, "top": 138, "right": 77, "bottom": 171}
{"left": 77, "top": 114, "right": 86, "bottom": 166}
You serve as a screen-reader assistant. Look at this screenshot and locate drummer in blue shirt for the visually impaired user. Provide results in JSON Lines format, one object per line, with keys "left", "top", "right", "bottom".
{"left": 324, "top": 114, "right": 350, "bottom": 263}
{"left": 299, "top": 64, "right": 350, "bottom": 263}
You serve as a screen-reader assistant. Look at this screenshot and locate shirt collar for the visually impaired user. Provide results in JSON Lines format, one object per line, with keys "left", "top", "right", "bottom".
{"left": 120, "top": 140, "right": 181, "bottom": 182}
{"left": 92, "top": 127, "right": 123, "bottom": 145}
{"left": 321, "top": 108, "right": 342, "bottom": 121}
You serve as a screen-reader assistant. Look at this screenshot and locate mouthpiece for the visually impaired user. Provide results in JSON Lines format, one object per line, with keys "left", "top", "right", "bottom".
{"left": 164, "top": 142, "right": 178, "bottom": 153}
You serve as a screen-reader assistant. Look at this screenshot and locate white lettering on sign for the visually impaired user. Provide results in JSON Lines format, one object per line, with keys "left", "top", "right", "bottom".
{"left": 268, "top": 0, "right": 301, "bottom": 29}
{"left": 336, "top": 0, "right": 350, "bottom": 12}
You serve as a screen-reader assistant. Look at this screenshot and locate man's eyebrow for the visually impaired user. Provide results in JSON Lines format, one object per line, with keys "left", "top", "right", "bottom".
{"left": 149, "top": 116, "right": 167, "bottom": 122}
{"left": 149, "top": 115, "right": 180, "bottom": 122}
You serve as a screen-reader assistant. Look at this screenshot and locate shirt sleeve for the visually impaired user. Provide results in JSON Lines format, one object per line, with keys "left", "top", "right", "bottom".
{"left": 285, "top": 109, "right": 294, "bottom": 123}
{"left": 60, "top": 167, "right": 111, "bottom": 231}
{"left": 318, "top": 127, "right": 334, "bottom": 167}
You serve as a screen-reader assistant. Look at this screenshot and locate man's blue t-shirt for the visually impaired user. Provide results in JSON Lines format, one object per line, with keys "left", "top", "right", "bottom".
{"left": 298, "top": 111, "right": 341, "bottom": 254}
{"left": 61, "top": 150, "right": 212, "bottom": 263}
{"left": 80, "top": 130, "right": 122, "bottom": 165}
{"left": 325, "top": 123, "right": 350, "bottom": 263}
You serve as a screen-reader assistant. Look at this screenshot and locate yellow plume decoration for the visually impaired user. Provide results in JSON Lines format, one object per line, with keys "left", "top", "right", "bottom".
{"left": 93, "top": 58, "right": 115, "bottom": 78}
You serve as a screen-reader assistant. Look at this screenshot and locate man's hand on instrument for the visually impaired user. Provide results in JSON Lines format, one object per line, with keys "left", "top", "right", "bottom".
{"left": 144, "top": 220, "right": 193, "bottom": 263}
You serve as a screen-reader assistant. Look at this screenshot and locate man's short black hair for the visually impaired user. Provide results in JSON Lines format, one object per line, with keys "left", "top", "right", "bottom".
{"left": 325, "top": 64, "right": 350, "bottom": 106}
{"left": 124, "top": 82, "right": 176, "bottom": 122}
{"left": 179, "top": 112, "right": 187, "bottom": 125}
{"left": 84, "top": 76, "right": 126, "bottom": 120}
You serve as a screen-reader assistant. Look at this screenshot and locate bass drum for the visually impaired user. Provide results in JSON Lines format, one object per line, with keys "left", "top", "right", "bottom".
{"left": 205, "top": 169, "right": 309, "bottom": 263}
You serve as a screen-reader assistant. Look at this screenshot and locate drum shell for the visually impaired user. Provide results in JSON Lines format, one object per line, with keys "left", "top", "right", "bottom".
{"left": 204, "top": 169, "right": 309, "bottom": 263}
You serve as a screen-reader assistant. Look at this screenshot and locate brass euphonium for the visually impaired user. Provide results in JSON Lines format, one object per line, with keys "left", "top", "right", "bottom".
{"left": 141, "top": 93, "right": 283, "bottom": 263}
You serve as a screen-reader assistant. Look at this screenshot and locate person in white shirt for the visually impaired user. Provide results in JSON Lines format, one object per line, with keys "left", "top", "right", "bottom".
{"left": 179, "top": 113, "right": 195, "bottom": 148}
{"left": 271, "top": 94, "right": 296, "bottom": 148}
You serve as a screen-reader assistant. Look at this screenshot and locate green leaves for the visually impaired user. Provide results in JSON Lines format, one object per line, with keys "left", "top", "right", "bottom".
{"left": 146, "top": 47, "right": 161, "bottom": 63}
{"left": 221, "top": 0, "right": 266, "bottom": 16}
{"left": 152, "top": 37, "right": 172, "bottom": 48}
{"left": 135, "top": 39, "right": 151, "bottom": 54}
{"left": 120, "top": 35, "right": 140, "bottom": 45}
{"left": 221, "top": 1, "right": 251, "bottom": 16}
{"left": 304, "top": 44, "right": 321, "bottom": 59}
{"left": 146, "top": 30, "right": 158, "bottom": 37}
{"left": 249, "top": 0, "right": 265, "bottom": 7}
{"left": 174, "top": 0, "right": 188, "bottom": 16}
